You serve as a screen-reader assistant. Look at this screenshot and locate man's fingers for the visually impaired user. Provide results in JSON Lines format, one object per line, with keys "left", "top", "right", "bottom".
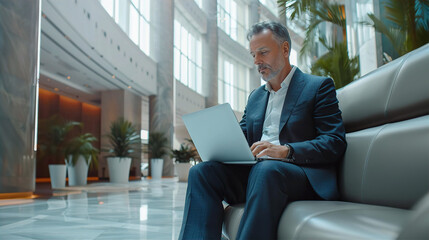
{"left": 250, "top": 141, "right": 264, "bottom": 151}
{"left": 256, "top": 148, "right": 268, "bottom": 157}
{"left": 252, "top": 145, "right": 263, "bottom": 156}
{"left": 252, "top": 144, "right": 267, "bottom": 156}
{"left": 251, "top": 142, "right": 272, "bottom": 156}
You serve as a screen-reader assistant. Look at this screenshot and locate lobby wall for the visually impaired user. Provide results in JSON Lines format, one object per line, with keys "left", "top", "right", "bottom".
{"left": 36, "top": 88, "right": 101, "bottom": 178}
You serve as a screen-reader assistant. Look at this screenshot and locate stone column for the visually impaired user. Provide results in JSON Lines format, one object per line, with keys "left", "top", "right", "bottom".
{"left": 202, "top": 0, "right": 218, "bottom": 108}
{"left": 0, "top": 0, "right": 40, "bottom": 196}
{"left": 248, "top": 0, "right": 261, "bottom": 92}
{"left": 149, "top": 0, "right": 174, "bottom": 177}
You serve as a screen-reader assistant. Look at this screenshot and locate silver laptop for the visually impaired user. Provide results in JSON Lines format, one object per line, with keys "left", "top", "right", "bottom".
{"left": 182, "top": 103, "right": 290, "bottom": 164}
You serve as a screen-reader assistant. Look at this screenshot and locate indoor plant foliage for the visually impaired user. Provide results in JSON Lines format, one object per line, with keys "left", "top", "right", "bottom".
{"left": 104, "top": 118, "right": 140, "bottom": 183}
{"left": 105, "top": 118, "right": 140, "bottom": 158}
{"left": 38, "top": 115, "right": 82, "bottom": 164}
{"left": 171, "top": 141, "right": 197, "bottom": 182}
{"left": 148, "top": 132, "right": 169, "bottom": 159}
{"left": 148, "top": 131, "right": 169, "bottom": 179}
{"left": 171, "top": 143, "right": 197, "bottom": 163}
{"left": 65, "top": 132, "right": 99, "bottom": 186}
{"left": 278, "top": 0, "right": 360, "bottom": 88}
{"left": 366, "top": 0, "right": 429, "bottom": 58}
{"left": 38, "top": 115, "right": 81, "bottom": 188}
{"left": 65, "top": 133, "right": 99, "bottom": 169}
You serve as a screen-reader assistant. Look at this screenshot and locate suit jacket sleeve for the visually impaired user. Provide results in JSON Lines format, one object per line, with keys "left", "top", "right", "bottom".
{"left": 288, "top": 78, "right": 346, "bottom": 165}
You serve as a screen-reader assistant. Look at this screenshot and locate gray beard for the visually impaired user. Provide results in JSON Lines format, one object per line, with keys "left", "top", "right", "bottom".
{"left": 262, "top": 69, "right": 280, "bottom": 82}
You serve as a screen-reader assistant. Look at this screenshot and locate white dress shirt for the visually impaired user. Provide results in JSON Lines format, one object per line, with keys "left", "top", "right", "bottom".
{"left": 260, "top": 66, "right": 297, "bottom": 147}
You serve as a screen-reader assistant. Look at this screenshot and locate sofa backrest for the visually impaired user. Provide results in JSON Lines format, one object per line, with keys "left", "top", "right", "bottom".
{"left": 336, "top": 44, "right": 429, "bottom": 209}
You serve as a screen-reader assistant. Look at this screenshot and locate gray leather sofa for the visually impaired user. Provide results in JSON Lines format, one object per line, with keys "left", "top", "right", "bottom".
{"left": 223, "top": 43, "right": 429, "bottom": 240}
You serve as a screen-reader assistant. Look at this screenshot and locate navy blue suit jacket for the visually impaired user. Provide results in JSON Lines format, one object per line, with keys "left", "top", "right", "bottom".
{"left": 239, "top": 68, "right": 347, "bottom": 200}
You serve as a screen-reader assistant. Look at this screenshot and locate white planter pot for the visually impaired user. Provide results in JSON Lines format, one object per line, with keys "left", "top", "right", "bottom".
{"left": 48, "top": 164, "right": 67, "bottom": 189}
{"left": 66, "top": 155, "right": 90, "bottom": 186}
{"left": 151, "top": 158, "right": 164, "bottom": 180}
{"left": 107, "top": 157, "right": 131, "bottom": 183}
{"left": 175, "top": 162, "right": 192, "bottom": 182}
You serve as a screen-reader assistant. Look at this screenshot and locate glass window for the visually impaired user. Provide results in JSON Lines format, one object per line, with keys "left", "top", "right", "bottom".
{"left": 114, "top": 0, "right": 120, "bottom": 23}
{"left": 139, "top": 17, "right": 150, "bottom": 55}
{"left": 189, "top": 64, "right": 196, "bottom": 90}
{"left": 197, "top": 39, "right": 202, "bottom": 66}
{"left": 181, "top": 55, "right": 188, "bottom": 86}
{"left": 218, "top": 51, "right": 250, "bottom": 111}
{"left": 131, "top": 0, "right": 139, "bottom": 8}
{"left": 217, "top": 0, "right": 248, "bottom": 47}
{"left": 194, "top": 0, "right": 202, "bottom": 9}
{"left": 129, "top": 5, "right": 139, "bottom": 45}
{"left": 174, "top": 20, "right": 181, "bottom": 47}
{"left": 189, "top": 35, "right": 195, "bottom": 63}
{"left": 174, "top": 48, "right": 180, "bottom": 80}
{"left": 140, "top": 0, "right": 150, "bottom": 21}
{"left": 197, "top": 67, "right": 202, "bottom": 93}
{"left": 181, "top": 26, "right": 188, "bottom": 56}
{"left": 174, "top": 19, "right": 203, "bottom": 94}
{"left": 100, "top": 0, "right": 114, "bottom": 17}
{"left": 259, "top": 0, "right": 278, "bottom": 17}
{"left": 100, "top": 0, "right": 151, "bottom": 56}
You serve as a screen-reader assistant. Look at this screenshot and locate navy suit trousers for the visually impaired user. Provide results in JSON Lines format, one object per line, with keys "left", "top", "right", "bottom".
{"left": 179, "top": 160, "right": 319, "bottom": 240}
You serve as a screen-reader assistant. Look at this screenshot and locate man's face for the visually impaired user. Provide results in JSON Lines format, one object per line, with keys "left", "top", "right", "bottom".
{"left": 249, "top": 29, "right": 289, "bottom": 82}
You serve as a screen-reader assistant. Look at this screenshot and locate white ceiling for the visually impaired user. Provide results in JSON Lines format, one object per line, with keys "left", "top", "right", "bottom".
{"left": 39, "top": 2, "right": 151, "bottom": 105}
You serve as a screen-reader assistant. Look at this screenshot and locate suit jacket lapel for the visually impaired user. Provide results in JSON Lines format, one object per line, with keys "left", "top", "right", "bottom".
{"left": 250, "top": 88, "right": 269, "bottom": 142}
{"left": 279, "top": 68, "right": 306, "bottom": 131}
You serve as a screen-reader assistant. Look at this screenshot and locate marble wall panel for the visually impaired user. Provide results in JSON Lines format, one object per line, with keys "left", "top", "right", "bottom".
{"left": 0, "top": 0, "right": 40, "bottom": 193}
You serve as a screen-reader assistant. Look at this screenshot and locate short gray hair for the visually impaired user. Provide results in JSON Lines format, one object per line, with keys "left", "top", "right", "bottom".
{"left": 247, "top": 21, "right": 292, "bottom": 49}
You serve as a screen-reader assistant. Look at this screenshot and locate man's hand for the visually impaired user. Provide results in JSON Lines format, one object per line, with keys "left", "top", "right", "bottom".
{"left": 250, "top": 141, "right": 289, "bottom": 158}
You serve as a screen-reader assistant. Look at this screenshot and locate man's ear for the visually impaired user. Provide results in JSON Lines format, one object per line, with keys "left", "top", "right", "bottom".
{"left": 282, "top": 41, "right": 290, "bottom": 58}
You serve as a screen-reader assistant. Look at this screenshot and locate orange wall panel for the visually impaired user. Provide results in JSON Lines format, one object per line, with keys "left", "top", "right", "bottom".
{"left": 37, "top": 89, "right": 101, "bottom": 178}
{"left": 59, "top": 95, "right": 82, "bottom": 122}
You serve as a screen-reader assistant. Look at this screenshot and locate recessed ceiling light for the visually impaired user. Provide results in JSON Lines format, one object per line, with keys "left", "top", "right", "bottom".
{"left": 128, "top": 86, "right": 132, "bottom": 89}
{"left": 67, "top": 76, "right": 71, "bottom": 79}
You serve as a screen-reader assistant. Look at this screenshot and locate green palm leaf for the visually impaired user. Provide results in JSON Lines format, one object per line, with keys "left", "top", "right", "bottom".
{"left": 311, "top": 39, "right": 359, "bottom": 89}
{"left": 366, "top": 0, "right": 429, "bottom": 57}
{"left": 65, "top": 133, "right": 99, "bottom": 170}
{"left": 105, "top": 118, "right": 140, "bottom": 158}
{"left": 148, "top": 132, "right": 169, "bottom": 158}
{"left": 38, "top": 115, "right": 82, "bottom": 164}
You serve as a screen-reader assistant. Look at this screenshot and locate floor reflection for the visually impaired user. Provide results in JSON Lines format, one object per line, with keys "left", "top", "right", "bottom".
{"left": 0, "top": 178, "right": 187, "bottom": 240}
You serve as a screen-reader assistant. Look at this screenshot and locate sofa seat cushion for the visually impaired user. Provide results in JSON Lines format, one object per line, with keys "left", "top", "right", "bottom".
{"left": 278, "top": 201, "right": 410, "bottom": 240}
{"left": 222, "top": 201, "right": 410, "bottom": 240}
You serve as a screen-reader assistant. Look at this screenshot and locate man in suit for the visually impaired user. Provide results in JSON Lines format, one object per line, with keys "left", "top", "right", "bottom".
{"left": 179, "top": 21, "right": 347, "bottom": 240}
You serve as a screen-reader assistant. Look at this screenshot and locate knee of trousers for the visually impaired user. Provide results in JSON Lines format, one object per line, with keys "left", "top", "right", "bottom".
{"left": 188, "top": 161, "right": 223, "bottom": 185}
{"left": 249, "top": 161, "right": 305, "bottom": 186}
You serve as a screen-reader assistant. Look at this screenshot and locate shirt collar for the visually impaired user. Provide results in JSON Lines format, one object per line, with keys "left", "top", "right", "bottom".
{"left": 265, "top": 66, "right": 297, "bottom": 92}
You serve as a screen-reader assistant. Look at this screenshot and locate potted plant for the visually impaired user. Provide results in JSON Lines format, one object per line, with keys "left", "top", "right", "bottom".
{"left": 104, "top": 118, "right": 140, "bottom": 183}
{"left": 171, "top": 143, "right": 197, "bottom": 182}
{"left": 147, "top": 132, "right": 169, "bottom": 179}
{"left": 65, "top": 133, "right": 99, "bottom": 186}
{"left": 38, "top": 115, "right": 81, "bottom": 189}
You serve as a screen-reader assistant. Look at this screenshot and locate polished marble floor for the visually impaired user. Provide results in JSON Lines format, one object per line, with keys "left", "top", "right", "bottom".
{"left": 0, "top": 179, "right": 188, "bottom": 240}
